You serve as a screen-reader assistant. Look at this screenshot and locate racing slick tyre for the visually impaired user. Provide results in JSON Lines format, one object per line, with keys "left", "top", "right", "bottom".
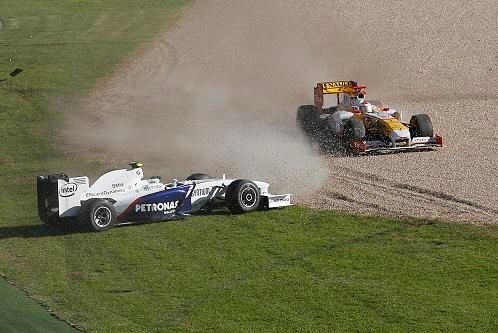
{"left": 410, "top": 114, "right": 433, "bottom": 137}
{"left": 81, "top": 199, "right": 117, "bottom": 232}
{"left": 186, "top": 173, "right": 211, "bottom": 180}
{"left": 296, "top": 105, "right": 320, "bottom": 137}
{"left": 343, "top": 117, "right": 366, "bottom": 143}
{"left": 226, "top": 180, "right": 261, "bottom": 214}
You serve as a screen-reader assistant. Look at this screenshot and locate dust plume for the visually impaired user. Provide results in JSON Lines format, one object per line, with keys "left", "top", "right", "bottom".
{"left": 61, "top": 1, "right": 336, "bottom": 195}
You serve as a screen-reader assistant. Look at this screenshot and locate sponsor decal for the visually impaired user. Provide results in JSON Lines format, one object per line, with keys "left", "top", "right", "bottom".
{"left": 112, "top": 182, "right": 124, "bottom": 188}
{"left": 272, "top": 196, "right": 290, "bottom": 203}
{"left": 191, "top": 187, "right": 211, "bottom": 197}
{"left": 59, "top": 182, "right": 78, "bottom": 197}
{"left": 412, "top": 137, "right": 430, "bottom": 144}
{"left": 323, "top": 81, "right": 351, "bottom": 89}
{"left": 85, "top": 189, "right": 125, "bottom": 197}
{"left": 143, "top": 184, "right": 163, "bottom": 192}
{"left": 135, "top": 201, "right": 179, "bottom": 213}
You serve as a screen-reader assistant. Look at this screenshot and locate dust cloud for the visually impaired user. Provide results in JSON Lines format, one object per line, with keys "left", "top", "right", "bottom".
{"left": 61, "top": 1, "right": 337, "bottom": 195}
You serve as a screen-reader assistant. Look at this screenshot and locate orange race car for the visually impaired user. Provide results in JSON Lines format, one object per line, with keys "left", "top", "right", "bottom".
{"left": 296, "top": 80, "right": 443, "bottom": 154}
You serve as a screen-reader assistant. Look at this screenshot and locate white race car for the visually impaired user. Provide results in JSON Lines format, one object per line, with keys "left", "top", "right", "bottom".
{"left": 37, "top": 162, "right": 292, "bottom": 231}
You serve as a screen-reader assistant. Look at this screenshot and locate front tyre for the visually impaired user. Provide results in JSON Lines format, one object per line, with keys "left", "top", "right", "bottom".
{"left": 225, "top": 180, "right": 261, "bottom": 214}
{"left": 410, "top": 114, "right": 433, "bottom": 137}
{"left": 82, "top": 199, "right": 117, "bottom": 232}
{"left": 343, "top": 117, "right": 366, "bottom": 143}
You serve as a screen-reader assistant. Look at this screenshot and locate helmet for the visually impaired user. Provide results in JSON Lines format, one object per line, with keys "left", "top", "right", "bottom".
{"left": 360, "top": 101, "right": 373, "bottom": 113}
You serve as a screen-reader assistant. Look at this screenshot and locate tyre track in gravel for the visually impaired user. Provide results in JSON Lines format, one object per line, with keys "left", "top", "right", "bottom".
{"left": 303, "top": 163, "right": 498, "bottom": 223}
{"left": 342, "top": 166, "right": 497, "bottom": 215}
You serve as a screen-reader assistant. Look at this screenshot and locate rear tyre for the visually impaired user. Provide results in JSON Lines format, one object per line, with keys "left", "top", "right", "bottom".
{"left": 343, "top": 117, "right": 366, "bottom": 143}
{"left": 40, "top": 214, "right": 61, "bottom": 226}
{"left": 81, "top": 199, "right": 116, "bottom": 232}
{"left": 410, "top": 114, "right": 433, "bottom": 137}
{"left": 186, "top": 173, "right": 211, "bottom": 180}
{"left": 225, "top": 180, "right": 261, "bottom": 214}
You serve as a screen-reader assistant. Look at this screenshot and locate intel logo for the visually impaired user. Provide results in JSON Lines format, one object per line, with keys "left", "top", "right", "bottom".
{"left": 59, "top": 183, "right": 78, "bottom": 197}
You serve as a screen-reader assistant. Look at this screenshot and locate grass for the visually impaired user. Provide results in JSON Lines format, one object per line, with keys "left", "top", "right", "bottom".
{"left": 0, "top": 207, "right": 497, "bottom": 332}
{"left": 0, "top": 1, "right": 497, "bottom": 332}
{"left": 0, "top": 277, "right": 78, "bottom": 333}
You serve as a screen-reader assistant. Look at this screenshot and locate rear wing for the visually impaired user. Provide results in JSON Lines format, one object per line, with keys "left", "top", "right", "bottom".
{"left": 314, "top": 80, "right": 365, "bottom": 113}
{"left": 37, "top": 174, "right": 89, "bottom": 224}
{"left": 318, "top": 80, "right": 357, "bottom": 94}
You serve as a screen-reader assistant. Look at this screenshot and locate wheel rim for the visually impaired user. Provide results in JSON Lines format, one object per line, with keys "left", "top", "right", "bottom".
{"left": 93, "top": 206, "right": 112, "bottom": 228}
{"left": 240, "top": 187, "right": 258, "bottom": 208}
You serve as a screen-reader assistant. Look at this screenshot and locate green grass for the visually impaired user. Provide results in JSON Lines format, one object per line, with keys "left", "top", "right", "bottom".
{"left": 1, "top": 1, "right": 498, "bottom": 332}
{"left": 0, "top": 207, "right": 497, "bottom": 332}
{"left": 0, "top": 277, "right": 78, "bottom": 333}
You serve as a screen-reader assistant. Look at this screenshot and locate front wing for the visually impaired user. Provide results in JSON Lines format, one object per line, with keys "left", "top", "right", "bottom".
{"left": 351, "top": 135, "right": 443, "bottom": 154}
{"left": 266, "top": 194, "right": 292, "bottom": 208}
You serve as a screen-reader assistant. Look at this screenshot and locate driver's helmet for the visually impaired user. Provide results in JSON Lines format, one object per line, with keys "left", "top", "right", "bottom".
{"left": 359, "top": 101, "right": 373, "bottom": 113}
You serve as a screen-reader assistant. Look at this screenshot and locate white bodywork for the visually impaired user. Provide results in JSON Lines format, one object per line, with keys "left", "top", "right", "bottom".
{"left": 56, "top": 167, "right": 292, "bottom": 219}
{"left": 326, "top": 110, "right": 354, "bottom": 136}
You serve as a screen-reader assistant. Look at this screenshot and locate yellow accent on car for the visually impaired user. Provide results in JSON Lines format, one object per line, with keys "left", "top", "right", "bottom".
{"left": 383, "top": 119, "right": 408, "bottom": 131}
{"left": 130, "top": 161, "right": 144, "bottom": 169}
{"left": 320, "top": 80, "right": 357, "bottom": 94}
